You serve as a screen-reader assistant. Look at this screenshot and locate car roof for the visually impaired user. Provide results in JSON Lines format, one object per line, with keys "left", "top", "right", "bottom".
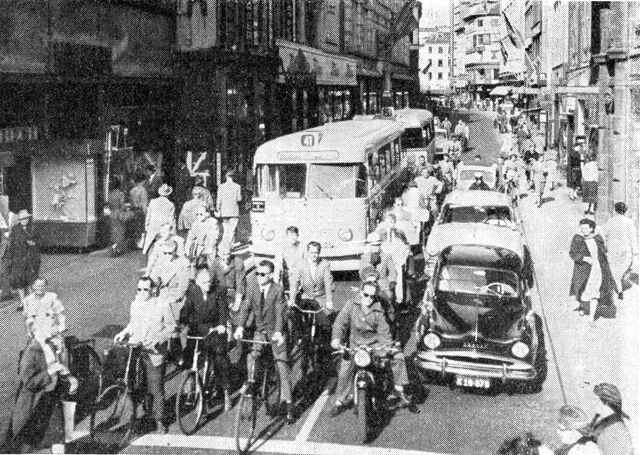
{"left": 443, "top": 189, "right": 511, "bottom": 206}
{"left": 430, "top": 223, "right": 525, "bottom": 258}
{"left": 393, "top": 108, "right": 433, "bottom": 128}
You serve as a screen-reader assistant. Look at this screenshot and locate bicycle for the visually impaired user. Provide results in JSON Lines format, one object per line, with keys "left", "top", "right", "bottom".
{"left": 234, "top": 337, "right": 281, "bottom": 454}
{"left": 89, "top": 342, "right": 146, "bottom": 450}
{"left": 288, "top": 299, "right": 324, "bottom": 382}
{"left": 175, "top": 332, "right": 218, "bottom": 435}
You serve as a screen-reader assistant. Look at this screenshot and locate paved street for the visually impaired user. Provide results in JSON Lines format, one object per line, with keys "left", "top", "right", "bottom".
{"left": 0, "top": 110, "right": 635, "bottom": 454}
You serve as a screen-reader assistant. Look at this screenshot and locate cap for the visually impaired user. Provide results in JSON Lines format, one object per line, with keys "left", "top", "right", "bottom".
{"left": 366, "top": 232, "right": 382, "bottom": 246}
{"left": 158, "top": 183, "right": 173, "bottom": 197}
{"left": 18, "top": 209, "right": 31, "bottom": 220}
{"left": 558, "top": 405, "right": 590, "bottom": 430}
{"left": 594, "top": 383, "right": 623, "bottom": 409}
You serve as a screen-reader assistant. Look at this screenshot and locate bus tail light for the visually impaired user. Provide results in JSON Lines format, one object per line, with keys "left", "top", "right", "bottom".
{"left": 338, "top": 228, "right": 353, "bottom": 242}
{"left": 261, "top": 228, "right": 275, "bottom": 241}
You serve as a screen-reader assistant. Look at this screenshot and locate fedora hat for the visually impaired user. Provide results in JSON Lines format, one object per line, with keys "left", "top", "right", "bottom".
{"left": 18, "top": 209, "right": 31, "bottom": 220}
{"left": 158, "top": 184, "right": 173, "bottom": 197}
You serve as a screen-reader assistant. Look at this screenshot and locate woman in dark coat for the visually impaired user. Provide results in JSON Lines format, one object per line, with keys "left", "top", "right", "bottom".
{"left": 569, "top": 218, "right": 618, "bottom": 325}
{"left": 5, "top": 210, "right": 40, "bottom": 311}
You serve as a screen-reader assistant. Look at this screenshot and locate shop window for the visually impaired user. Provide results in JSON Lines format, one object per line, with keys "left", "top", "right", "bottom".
{"left": 438, "top": 73, "right": 443, "bottom": 80}
{"left": 493, "top": 68, "right": 499, "bottom": 79}
{"left": 325, "top": 2, "right": 339, "bottom": 45}
{"left": 438, "top": 59, "right": 443, "bottom": 67}
{"left": 429, "top": 46, "right": 432, "bottom": 53}
{"left": 428, "top": 73, "right": 432, "bottom": 80}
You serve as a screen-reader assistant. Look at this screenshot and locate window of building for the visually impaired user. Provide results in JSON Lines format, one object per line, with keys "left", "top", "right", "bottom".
{"left": 438, "top": 46, "right": 443, "bottom": 53}
{"left": 325, "top": 3, "right": 339, "bottom": 45}
{"left": 438, "top": 73, "right": 443, "bottom": 80}
{"left": 472, "top": 35, "right": 477, "bottom": 46}
{"left": 428, "top": 73, "right": 432, "bottom": 80}
{"left": 438, "top": 59, "right": 443, "bottom": 67}
{"left": 493, "top": 68, "right": 499, "bottom": 79}
{"left": 478, "top": 19, "right": 483, "bottom": 27}
{"left": 491, "top": 18, "right": 499, "bottom": 27}
{"left": 429, "top": 46, "right": 432, "bottom": 53}
{"left": 478, "top": 68, "right": 485, "bottom": 76}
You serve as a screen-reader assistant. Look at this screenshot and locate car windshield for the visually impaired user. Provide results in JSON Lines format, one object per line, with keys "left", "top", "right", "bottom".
{"left": 440, "top": 204, "right": 512, "bottom": 223}
{"left": 437, "top": 265, "right": 520, "bottom": 299}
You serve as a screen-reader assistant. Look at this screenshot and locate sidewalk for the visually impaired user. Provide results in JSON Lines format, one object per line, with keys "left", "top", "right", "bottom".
{"left": 518, "top": 181, "right": 639, "bottom": 446}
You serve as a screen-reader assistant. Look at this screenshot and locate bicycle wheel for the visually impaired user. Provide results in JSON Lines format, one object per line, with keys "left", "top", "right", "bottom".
{"left": 90, "top": 384, "right": 135, "bottom": 451}
{"left": 176, "top": 371, "right": 204, "bottom": 435}
{"left": 261, "top": 357, "right": 281, "bottom": 416}
{"left": 234, "top": 384, "right": 258, "bottom": 454}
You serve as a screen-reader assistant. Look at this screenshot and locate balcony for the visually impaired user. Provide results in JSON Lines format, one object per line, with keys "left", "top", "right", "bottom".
{"left": 466, "top": 45, "right": 485, "bottom": 54}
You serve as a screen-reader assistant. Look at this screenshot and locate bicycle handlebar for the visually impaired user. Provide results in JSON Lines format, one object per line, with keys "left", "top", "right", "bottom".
{"left": 236, "top": 338, "right": 272, "bottom": 345}
{"left": 289, "top": 302, "right": 325, "bottom": 314}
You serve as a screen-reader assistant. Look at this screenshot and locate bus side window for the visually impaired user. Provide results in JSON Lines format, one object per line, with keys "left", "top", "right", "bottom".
{"left": 393, "top": 138, "right": 401, "bottom": 163}
{"left": 356, "top": 164, "right": 367, "bottom": 197}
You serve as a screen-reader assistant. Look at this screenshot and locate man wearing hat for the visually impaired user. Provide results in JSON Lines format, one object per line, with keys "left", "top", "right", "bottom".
{"left": 469, "top": 172, "right": 492, "bottom": 191}
{"left": 215, "top": 169, "right": 242, "bottom": 246}
{"left": 555, "top": 405, "right": 601, "bottom": 455}
{"left": 5, "top": 210, "right": 40, "bottom": 311}
{"left": 592, "top": 383, "right": 633, "bottom": 455}
{"left": 143, "top": 184, "right": 176, "bottom": 254}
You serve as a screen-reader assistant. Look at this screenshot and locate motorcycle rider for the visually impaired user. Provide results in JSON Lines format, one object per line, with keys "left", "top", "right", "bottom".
{"left": 329, "top": 281, "right": 411, "bottom": 417}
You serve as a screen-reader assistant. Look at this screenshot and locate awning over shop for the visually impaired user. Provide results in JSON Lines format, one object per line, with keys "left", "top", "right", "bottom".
{"left": 392, "top": 73, "right": 416, "bottom": 82}
{"left": 454, "top": 80, "right": 469, "bottom": 88}
{"left": 277, "top": 39, "right": 358, "bottom": 86}
{"left": 489, "top": 86, "right": 511, "bottom": 96}
{"left": 512, "top": 86, "right": 540, "bottom": 95}
{"left": 358, "top": 67, "right": 382, "bottom": 78}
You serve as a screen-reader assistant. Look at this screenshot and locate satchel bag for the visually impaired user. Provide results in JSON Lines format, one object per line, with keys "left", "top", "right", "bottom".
{"left": 621, "top": 266, "right": 638, "bottom": 292}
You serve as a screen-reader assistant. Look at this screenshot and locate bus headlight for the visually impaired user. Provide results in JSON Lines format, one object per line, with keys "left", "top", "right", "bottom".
{"left": 511, "top": 341, "right": 530, "bottom": 358}
{"left": 261, "top": 228, "right": 275, "bottom": 241}
{"left": 354, "top": 349, "right": 371, "bottom": 368}
{"left": 338, "top": 228, "right": 353, "bottom": 242}
{"left": 423, "top": 333, "right": 441, "bottom": 349}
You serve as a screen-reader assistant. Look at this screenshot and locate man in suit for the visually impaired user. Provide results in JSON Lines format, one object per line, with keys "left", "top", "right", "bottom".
{"left": 143, "top": 184, "right": 175, "bottom": 254}
{"left": 215, "top": 169, "right": 242, "bottom": 246}
{"left": 234, "top": 260, "right": 294, "bottom": 424}
{"left": 150, "top": 239, "right": 190, "bottom": 320}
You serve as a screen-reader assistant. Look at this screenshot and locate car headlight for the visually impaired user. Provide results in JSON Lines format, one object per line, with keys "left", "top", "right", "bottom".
{"left": 426, "top": 245, "right": 438, "bottom": 257}
{"left": 511, "top": 341, "right": 530, "bottom": 358}
{"left": 261, "top": 228, "right": 275, "bottom": 241}
{"left": 423, "top": 333, "right": 441, "bottom": 349}
{"left": 338, "top": 228, "right": 353, "bottom": 242}
{"left": 354, "top": 349, "right": 371, "bottom": 367}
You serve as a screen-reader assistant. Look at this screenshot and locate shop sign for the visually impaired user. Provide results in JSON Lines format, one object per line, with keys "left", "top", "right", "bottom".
{"left": 277, "top": 39, "right": 357, "bottom": 86}
{"left": 186, "top": 150, "right": 210, "bottom": 186}
{"left": 0, "top": 126, "right": 40, "bottom": 144}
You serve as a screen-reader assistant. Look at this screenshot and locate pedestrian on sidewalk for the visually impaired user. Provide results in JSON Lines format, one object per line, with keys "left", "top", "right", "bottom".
{"left": 568, "top": 144, "right": 584, "bottom": 201}
{"left": 531, "top": 153, "right": 547, "bottom": 207}
{"left": 581, "top": 155, "right": 599, "bottom": 215}
{"left": 143, "top": 184, "right": 175, "bottom": 255}
{"left": 5, "top": 210, "right": 40, "bottom": 311}
{"left": 554, "top": 405, "right": 602, "bottom": 455}
{"left": 215, "top": 169, "right": 242, "bottom": 246}
{"left": 591, "top": 383, "right": 633, "bottom": 455}
{"left": 569, "top": 218, "right": 618, "bottom": 324}
{"left": 130, "top": 173, "right": 149, "bottom": 215}
{"left": 602, "top": 202, "right": 639, "bottom": 298}
{"left": 177, "top": 187, "right": 206, "bottom": 236}
{"left": 544, "top": 145, "right": 559, "bottom": 191}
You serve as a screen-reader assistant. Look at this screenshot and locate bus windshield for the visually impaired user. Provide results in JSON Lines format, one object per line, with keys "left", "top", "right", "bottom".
{"left": 402, "top": 127, "right": 424, "bottom": 148}
{"left": 255, "top": 163, "right": 367, "bottom": 199}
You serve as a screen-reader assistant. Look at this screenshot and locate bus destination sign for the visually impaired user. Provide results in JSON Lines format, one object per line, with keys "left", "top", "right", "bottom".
{"left": 277, "top": 151, "right": 339, "bottom": 161}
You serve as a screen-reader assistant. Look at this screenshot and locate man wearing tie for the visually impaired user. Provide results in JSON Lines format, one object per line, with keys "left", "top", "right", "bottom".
{"left": 234, "top": 260, "right": 294, "bottom": 424}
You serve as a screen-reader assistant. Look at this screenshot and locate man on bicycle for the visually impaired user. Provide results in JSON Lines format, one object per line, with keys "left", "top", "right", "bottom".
{"left": 329, "top": 281, "right": 411, "bottom": 417}
{"left": 150, "top": 239, "right": 190, "bottom": 319}
{"left": 179, "top": 264, "right": 232, "bottom": 411}
{"left": 233, "top": 260, "right": 295, "bottom": 424}
{"left": 114, "top": 276, "right": 177, "bottom": 433}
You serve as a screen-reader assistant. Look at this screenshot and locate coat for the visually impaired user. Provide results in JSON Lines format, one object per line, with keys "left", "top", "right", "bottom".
{"left": 150, "top": 255, "right": 190, "bottom": 319}
{"left": 185, "top": 216, "right": 219, "bottom": 259}
{"left": 332, "top": 299, "right": 393, "bottom": 348}
{"left": 5, "top": 224, "right": 40, "bottom": 289}
{"left": 179, "top": 282, "right": 228, "bottom": 349}
{"left": 143, "top": 196, "right": 175, "bottom": 253}
{"left": 592, "top": 414, "right": 634, "bottom": 455}
{"left": 238, "top": 281, "right": 286, "bottom": 336}
{"left": 290, "top": 259, "right": 334, "bottom": 304}
{"left": 10, "top": 339, "right": 54, "bottom": 440}
{"left": 360, "top": 250, "right": 397, "bottom": 294}
{"left": 215, "top": 180, "right": 242, "bottom": 218}
{"left": 569, "top": 234, "right": 617, "bottom": 304}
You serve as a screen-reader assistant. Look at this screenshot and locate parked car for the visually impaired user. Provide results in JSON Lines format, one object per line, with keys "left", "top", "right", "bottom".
{"left": 415, "top": 224, "right": 544, "bottom": 393}
{"left": 424, "top": 190, "right": 521, "bottom": 278}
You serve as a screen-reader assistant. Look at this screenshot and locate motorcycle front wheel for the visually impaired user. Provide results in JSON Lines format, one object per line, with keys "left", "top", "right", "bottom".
{"left": 356, "top": 388, "right": 368, "bottom": 443}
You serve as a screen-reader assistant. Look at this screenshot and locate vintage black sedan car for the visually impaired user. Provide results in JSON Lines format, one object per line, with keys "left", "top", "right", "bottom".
{"left": 414, "top": 225, "right": 545, "bottom": 393}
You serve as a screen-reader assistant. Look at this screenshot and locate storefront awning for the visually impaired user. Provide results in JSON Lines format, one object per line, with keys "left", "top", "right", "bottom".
{"left": 512, "top": 86, "right": 540, "bottom": 95}
{"left": 454, "top": 80, "right": 469, "bottom": 88}
{"left": 357, "top": 67, "right": 382, "bottom": 78}
{"left": 392, "top": 73, "right": 415, "bottom": 82}
{"left": 277, "top": 39, "right": 358, "bottom": 86}
{"left": 489, "top": 86, "right": 511, "bottom": 96}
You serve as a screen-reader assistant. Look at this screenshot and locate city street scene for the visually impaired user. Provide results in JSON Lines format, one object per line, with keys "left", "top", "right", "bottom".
{"left": 0, "top": 0, "right": 638, "bottom": 454}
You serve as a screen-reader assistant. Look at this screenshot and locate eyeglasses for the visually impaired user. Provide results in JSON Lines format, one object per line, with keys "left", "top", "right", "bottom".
{"left": 163, "top": 251, "right": 174, "bottom": 255}
{"left": 196, "top": 213, "right": 206, "bottom": 217}
{"left": 362, "top": 292, "right": 373, "bottom": 298}
{"left": 256, "top": 272, "right": 270, "bottom": 277}
{"left": 137, "top": 287, "right": 151, "bottom": 292}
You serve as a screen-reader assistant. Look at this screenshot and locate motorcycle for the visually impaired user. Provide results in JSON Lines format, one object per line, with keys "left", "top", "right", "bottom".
{"left": 333, "top": 344, "right": 417, "bottom": 443}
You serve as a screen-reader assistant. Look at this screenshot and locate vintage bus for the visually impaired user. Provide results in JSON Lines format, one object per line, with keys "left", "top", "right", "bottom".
{"left": 393, "top": 107, "right": 436, "bottom": 165}
{"left": 251, "top": 119, "right": 407, "bottom": 271}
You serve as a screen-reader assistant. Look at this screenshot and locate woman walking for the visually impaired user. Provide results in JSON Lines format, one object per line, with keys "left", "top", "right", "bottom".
{"left": 5, "top": 210, "right": 40, "bottom": 311}
{"left": 569, "top": 218, "right": 618, "bottom": 325}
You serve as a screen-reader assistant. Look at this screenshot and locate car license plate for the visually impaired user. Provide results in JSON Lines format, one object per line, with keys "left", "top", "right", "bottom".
{"left": 455, "top": 376, "right": 491, "bottom": 389}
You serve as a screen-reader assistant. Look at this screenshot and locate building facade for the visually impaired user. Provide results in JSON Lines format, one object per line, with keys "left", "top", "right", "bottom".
{"left": 499, "top": 0, "right": 525, "bottom": 84}
{"left": 418, "top": 26, "right": 452, "bottom": 95}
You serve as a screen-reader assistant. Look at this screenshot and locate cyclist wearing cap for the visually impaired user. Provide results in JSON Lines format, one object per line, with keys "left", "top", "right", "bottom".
{"left": 329, "top": 281, "right": 411, "bottom": 417}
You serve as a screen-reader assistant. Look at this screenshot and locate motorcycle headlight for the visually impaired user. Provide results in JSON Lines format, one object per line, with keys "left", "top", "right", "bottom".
{"left": 511, "top": 341, "right": 530, "bottom": 358}
{"left": 354, "top": 349, "right": 371, "bottom": 368}
{"left": 423, "top": 333, "right": 441, "bottom": 349}
{"left": 261, "top": 228, "right": 275, "bottom": 241}
{"left": 338, "top": 228, "right": 353, "bottom": 242}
